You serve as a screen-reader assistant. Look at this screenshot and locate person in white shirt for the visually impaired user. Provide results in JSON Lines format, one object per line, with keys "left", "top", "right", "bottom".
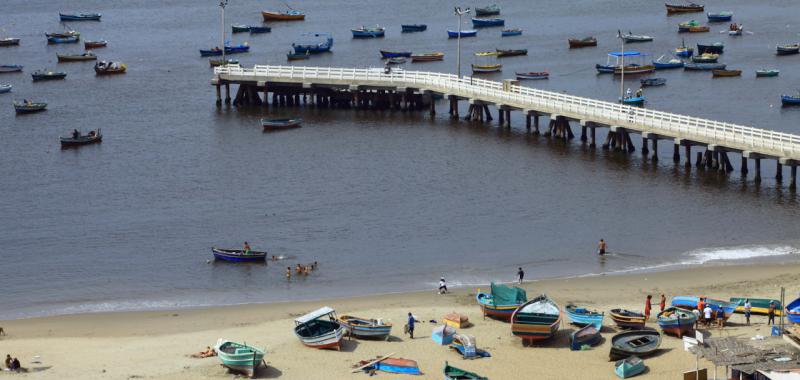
{"left": 438, "top": 278, "right": 448, "bottom": 294}
{"left": 703, "top": 305, "right": 713, "bottom": 325}
{"left": 744, "top": 299, "right": 752, "bottom": 325}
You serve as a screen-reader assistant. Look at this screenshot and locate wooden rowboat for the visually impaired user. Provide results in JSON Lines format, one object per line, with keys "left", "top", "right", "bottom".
{"left": 0, "top": 84, "right": 11, "bottom": 93}
{"left": 471, "top": 63, "right": 501, "bottom": 73}
{"left": 515, "top": 71, "right": 548, "bottom": 80}
{"left": 712, "top": 69, "right": 741, "bottom": 77}
{"left": 261, "top": 10, "right": 305, "bottom": 21}
{"left": 571, "top": 324, "right": 601, "bottom": 351}
{"left": 0, "top": 64, "right": 23, "bottom": 73}
{"left": 495, "top": 48, "right": 527, "bottom": 57}
{"left": 476, "top": 283, "right": 527, "bottom": 321}
{"left": 609, "top": 330, "right": 662, "bottom": 360}
{"left": 85, "top": 40, "right": 107, "bottom": 48}
{"left": 0, "top": 37, "right": 20, "bottom": 47}
{"left": 729, "top": 298, "right": 782, "bottom": 315}
{"left": 211, "top": 247, "right": 267, "bottom": 262}
{"left": 755, "top": 69, "right": 779, "bottom": 78}
{"left": 32, "top": 70, "right": 67, "bottom": 81}
{"left": 410, "top": 52, "right": 444, "bottom": 62}
{"left": 214, "top": 339, "right": 264, "bottom": 378}
{"left": 565, "top": 304, "right": 604, "bottom": 329}
{"left": 609, "top": 309, "right": 646, "bottom": 329}
{"left": 94, "top": 61, "right": 126, "bottom": 75}
{"left": 261, "top": 118, "right": 302, "bottom": 131}
{"left": 13, "top": 101, "right": 47, "bottom": 114}
{"left": 666, "top": 3, "right": 704, "bottom": 14}
{"left": 294, "top": 307, "right": 346, "bottom": 350}
{"left": 777, "top": 44, "right": 800, "bottom": 56}
{"left": 337, "top": 315, "right": 392, "bottom": 340}
{"left": 61, "top": 129, "right": 102, "bottom": 147}
{"left": 511, "top": 294, "right": 561, "bottom": 343}
{"left": 444, "top": 361, "right": 488, "bottom": 380}
{"left": 475, "top": 4, "right": 500, "bottom": 16}
{"left": 57, "top": 52, "right": 97, "bottom": 62}
{"left": 401, "top": 24, "right": 427, "bottom": 33}
{"left": 615, "top": 356, "right": 646, "bottom": 378}
{"left": 59, "top": 13, "right": 101, "bottom": 21}
{"left": 569, "top": 36, "right": 597, "bottom": 48}
{"left": 657, "top": 307, "right": 696, "bottom": 337}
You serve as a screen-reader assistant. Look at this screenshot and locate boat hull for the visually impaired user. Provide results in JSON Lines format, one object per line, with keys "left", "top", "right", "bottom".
{"left": 570, "top": 324, "right": 601, "bottom": 350}
{"left": 352, "top": 29, "right": 385, "bottom": 39}
{"left": 502, "top": 30, "right": 522, "bottom": 37}
{"left": 0, "top": 65, "right": 24, "bottom": 73}
{"left": 338, "top": 316, "right": 392, "bottom": 339}
{"left": 684, "top": 63, "right": 725, "bottom": 70}
{"left": 0, "top": 85, "right": 11, "bottom": 93}
{"left": 515, "top": 72, "right": 548, "bottom": 80}
{"left": 609, "top": 330, "right": 662, "bottom": 361}
{"left": 666, "top": 3, "right": 704, "bottom": 14}
{"left": 615, "top": 356, "right": 646, "bottom": 378}
{"left": 654, "top": 61, "right": 684, "bottom": 69}
{"left": 471, "top": 18, "right": 504, "bottom": 27}
{"left": 476, "top": 292, "right": 520, "bottom": 321}
{"left": 657, "top": 308, "right": 697, "bottom": 337}
{"left": 707, "top": 13, "right": 732, "bottom": 22}
{"left": 211, "top": 247, "right": 267, "bottom": 262}
{"left": 0, "top": 38, "right": 20, "bottom": 46}
{"left": 61, "top": 135, "right": 102, "bottom": 147}
{"left": 410, "top": 53, "right": 444, "bottom": 62}
{"left": 697, "top": 44, "right": 724, "bottom": 54}
{"left": 295, "top": 322, "right": 346, "bottom": 349}
{"left": 59, "top": 13, "right": 101, "bottom": 21}
{"left": 510, "top": 296, "right": 561, "bottom": 343}
{"left": 261, "top": 11, "right": 305, "bottom": 21}
{"left": 609, "top": 309, "right": 646, "bottom": 329}
{"left": 380, "top": 50, "right": 412, "bottom": 58}
{"left": 777, "top": 46, "right": 800, "bottom": 56}
{"left": 569, "top": 38, "right": 597, "bottom": 48}
{"left": 58, "top": 54, "right": 97, "bottom": 62}
{"left": 472, "top": 64, "right": 501, "bottom": 73}
{"left": 712, "top": 69, "right": 741, "bottom": 77}
{"left": 755, "top": 70, "right": 779, "bottom": 77}
{"left": 215, "top": 340, "right": 265, "bottom": 378}
{"left": 48, "top": 36, "right": 79, "bottom": 44}
{"left": 262, "top": 118, "right": 302, "bottom": 131}
{"left": 730, "top": 298, "right": 782, "bottom": 315}
{"left": 401, "top": 24, "right": 427, "bottom": 33}
{"left": 565, "top": 305, "right": 604, "bottom": 329}
{"left": 788, "top": 298, "right": 800, "bottom": 324}
{"left": 448, "top": 30, "right": 477, "bottom": 38}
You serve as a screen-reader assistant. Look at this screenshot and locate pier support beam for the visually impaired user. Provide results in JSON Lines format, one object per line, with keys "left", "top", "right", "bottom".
{"left": 215, "top": 84, "right": 221, "bottom": 107}
{"left": 673, "top": 143, "right": 680, "bottom": 163}
{"left": 641, "top": 136, "right": 649, "bottom": 156}
{"left": 684, "top": 145, "right": 692, "bottom": 168}
{"left": 741, "top": 156, "right": 749, "bottom": 174}
{"left": 224, "top": 83, "right": 231, "bottom": 105}
{"left": 776, "top": 162, "right": 783, "bottom": 180}
{"left": 755, "top": 158, "right": 762, "bottom": 183}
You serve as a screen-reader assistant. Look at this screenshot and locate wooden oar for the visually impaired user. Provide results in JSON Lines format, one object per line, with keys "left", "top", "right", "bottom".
{"left": 350, "top": 353, "right": 394, "bottom": 373}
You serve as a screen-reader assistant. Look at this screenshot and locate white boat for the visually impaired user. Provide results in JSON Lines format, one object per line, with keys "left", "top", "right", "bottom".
{"left": 294, "top": 306, "right": 346, "bottom": 350}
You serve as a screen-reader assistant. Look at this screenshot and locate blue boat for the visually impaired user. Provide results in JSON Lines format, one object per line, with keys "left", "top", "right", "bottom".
{"left": 653, "top": 57, "right": 684, "bottom": 69}
{"left": 293, "top": 33, "right": 334, "bottom": 54}
{"left": 47, "top": 36, "right": 79, "bottom": 44}
{"left": 684, "top": 62, "right": 725, "bottom": 70}
{"left": 59, "top": 13, "right": 101, "bottom": 21}
{"left": 657, "top": 307, "right": 696, "bottom": 337}
{"left": 231, "top": 24, "right": 250, "bottom": 33}
{"left": 199, "top": 48, "right": 223, "bottom": 57}
{"left": 621, "top": 96, "right": 646, "bottom": 106}
{"left": 471, "top": 18, "right": 504, "bottom": 27}
{"left": 787, "top": 298, "right": 800, "bottom": 323}
{"left": 211, "top": 247, "right": 267, "bottom": 263}
{"left": 671, "top": 296, "right": 741, "bottom": 321}
{"left": 380, "top": 50, "right": 412, "bottom": 58}
{"left": 225, "top": 44, "right": 250, "bottom": 54}
{"left": 352, "top": 26, "right": 385, "bottom": 38}
{"left": 782, "top": 93, "right": 800, "bottom": 106}
{"left": 249, "top": 26, "right": 271, "bottom": 34}
{"left": 570, "top": 324, "right": 601, "bottom": 351}
{"left": 615, "top": 356, "right": 646, "bottom": 378}
{"left": 565, "top": 304, "right": 604, "bottom": 329}
{"left": 401, "top": 24, "right": 427, "bottom": 33}
{"left": 596, "top": 64, "right": 615, "bottom": 74}
{"left": 707, "top": 11, "right": 732, "bottom": 22}
{"left": 501, "top": 28, "right": 522, "bottom": 37}
{"left": 448, "top": 29, "right": 477, "bottom": 38}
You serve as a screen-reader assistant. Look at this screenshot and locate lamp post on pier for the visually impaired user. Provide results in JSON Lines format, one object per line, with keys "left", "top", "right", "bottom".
{"left": 219, "top": 0, "right": 229, "bottom": 64}
{"left": 454, "top": 6, "right": 471, "bottom": 78}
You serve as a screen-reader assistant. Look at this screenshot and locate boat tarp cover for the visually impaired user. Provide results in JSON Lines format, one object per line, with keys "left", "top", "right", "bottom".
{"left": 520, "top": 298, "right": 559, "bottom": 315}
{"left": 295, "top": 306, "right": 335, "bottom": 324}
{"left": 490, "top": 282, "right": 527, "bottom": 305}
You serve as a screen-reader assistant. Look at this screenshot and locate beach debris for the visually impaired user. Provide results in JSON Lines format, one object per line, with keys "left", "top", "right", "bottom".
{"left": 450, "top": 334, "right": 491, "bottom": 359}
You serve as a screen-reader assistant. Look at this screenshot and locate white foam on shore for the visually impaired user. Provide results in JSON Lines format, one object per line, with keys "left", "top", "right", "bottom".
{"left": 684, "top": 244, "right": 798, "bottom": 265}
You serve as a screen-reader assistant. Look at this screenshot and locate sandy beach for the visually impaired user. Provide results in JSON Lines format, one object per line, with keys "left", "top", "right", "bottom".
{"left": 1, "top": 262, "right": 798, "bottom": 379}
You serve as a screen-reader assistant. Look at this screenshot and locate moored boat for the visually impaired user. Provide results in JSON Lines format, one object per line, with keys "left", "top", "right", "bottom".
{"left": 84, "top": 40, "right": 107, "bottom": 48}
{"left": 59, "top": 13, "right": 101, "bottom": 21}
{"left": 678, "top": 20, "right": 709, "bottom": 33}
{"left": 94, "top": 61, "right": 126, "bottom": 75}
{"left": 214, "top": 339, "right": 264, "bottom": 378}
{"left": 496, "top": 48, "right": 527, "bottom": 57}
{"left": 776, "top": 44, "right": 800, "bottom": 56}
{"left": 640, "top": 78, "right": 666, "bottom": 87}
{"left": 501, "top": 28, "right": 522, "bottom": 37}
{"left": 471, "top": 18, "right": 504, "bottom": 28}
{"left": 475, "top": 4, "right": 501, "bottom": 16}
{"left": 337, "top": 315, "right": 392, "bottom": 340}
{"left": 380, "top": 50, "right": 412, "bottom": 58}
{"left": 47, "top": 36, "right": 79, "bottom": 44}
{"left": 653, "top": 56, "right": 684, "bottom": 69}
{"left": 410, "top": 52, "right": 444, "bottom": 62}
{"left": 697, "top": 42, "right": 724, "bottom": 54}
{"left": 712, "top": 69, "right": 741, "bottom": 77}
{"left": 609, "top": 309, "right": 646, "bottom": 329}
{"left": 691, "top": 53, "right": 719, "bottom": 63}
{"left": 262, "top": 118, "right": 302, "bottom": 131}
{"left": 292, "top": 33, "right": 333, "bottom": 54}
{"left": 0, "top": 64, "right": 23, "bottom": 73}
{"left": 444, "top": 361, "right": 487, "bottom": 380}
{"left": 510, "top": 294, "right": 561, "bottom": 343}
{"left": 729, "top": 298, "right": 782, "bottom": 315}
{"left": 210, "top": 58, "right": 239, "bottom": 67}
{"left": 569, "top": 36, "right": 597, "bottom": 48}
{"left": 224, "top": 44, "right": 249, "bottom": 54}
{"left": 294, "top": 307, "right": 346, "bottom": 350}
{"left": 621, "top": 95, "right": 645, "bottom": 106}
{"left": 571, "top": 324, "right": 601, "bottom": 351}
{"left": 615, "top": 64, "right": 655, "bottom": 75}
{"left": 707, "top": 11, "right": 733, "bottom": 22}
{"left": 755, "top": 69, "right": 779, "bottom": 77}
{"left": 781, "top": 93, "right": 800, "bottom": 106}
{"left": 657, "top": 307, "right": 696, "bottom": 337}
{"left": 728, "top": 23, "right": 743, "bottom": 36}
{"left": 448, "top": 29, "right": 477, "bottom": 38}
{"left": 609, "top": 330, "right": 662, "bottom": 360}
{"left": 386, "top": 57, "right": 406, "bottom": 65}
{"left": 261, "top": 9, "right": 305, "bottom": 21}
{"left": 13, "top": 100, "right": 47, "bottom": 114}
{"left": 621, "top": 33, "right": 653, "bottom": 43}
{"left": 515, "top": 71, "right": 549, "bottom": 80}
{"left": 60, "top": 129, "right": 102, "bottom": 147}
{"left": 0, "top": 84, "right": 11, "bottom": 93}
{"left": 57, "top": 52, "right": 97, "bottom": 62}
{"left": 286, "top": 51, "right": 310, "bottom": 61}
{"left": 596, "top": 64, "right": 616, "bottom": 74}
{"left": 0, "top": 37, "right": 20, "bottom": 47}
{"left": 666, "top": 3, "right": 704, "bottom": 14}
{"left": 565, "top": 304, "right": 604, "bottom": 329}
{"left": 401, "top": 24, "right": 427, "bottom": 33}
{"left": 249, "top": 26, "right": 271, "bottom": 34}
{"left": 615, "top": 356, "right": 646, "bottom": 378}
{"left": 787, "top": 298, "right": 800, "bottom": 324}
{"left": 670, "top": 296, "right": 742, "bottom": 320}
{"left": 32, "top": 70, "right": 67, "bottom": 81}
{"left": 684, "top": 62, "right": 725, "bottom": 70}
{"left": 352, "top": 25, "right": 385, "bottom": 39}
{"left": 46, "top": 30, "right": 80, "bottom": 38}
{"left": 472, "top": 64, "right": 501, "bottom": 73}
{"left": 231, "top": 24, "right": 250, "bottom": 33}
{"left": 476, "top": 282, "right": 527, "bottom": 321}
{"left": 211, "top": 247, "right": 267, "bottom": 262}
{"left": 675, "top": 39, "right": 693, "bottom": 57}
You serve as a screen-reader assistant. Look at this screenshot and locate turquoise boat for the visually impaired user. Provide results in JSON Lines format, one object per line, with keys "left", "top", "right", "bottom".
{"left": 444, "top": 361, "right": 488, "bottom": 380}
{"left": 615, "top": 356, "right": 645, "bottom": 378}
{"left": 214, "top": 339, "right": 265, "bottom": 378}
{"left": 565, "top": 304, "right": 604, "bottom": 329}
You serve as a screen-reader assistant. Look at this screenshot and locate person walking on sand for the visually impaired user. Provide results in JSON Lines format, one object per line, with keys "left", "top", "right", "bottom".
{"left": 659, "top": 294, "right": 666, "bottom": 312}
{"left": 597, "top": 239, "right": 607, "bottom": 255}
{"left": 438, "top": 278, "right": 448, "bottom": 294}
{"left": 768, "top": 301, "right": 776, "bottom": 325}
{"left": 744, "top": 299, "right": 752, "bottom": 325}
{"left": 644, "top": 295, "right": 652, "bottom": 321}
{"left": 517, "top": 267, "right": 524, "bottom": 284}
{"left": 406, "top": 312, "right": 416, "bottom": 339}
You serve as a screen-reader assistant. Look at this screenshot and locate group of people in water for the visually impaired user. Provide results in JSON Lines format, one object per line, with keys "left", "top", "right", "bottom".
{"left": 4, "top": 355, "right": 22, "bottom": 372}
{"left": 286, "top": 262, "right": 318, "bottom": 280}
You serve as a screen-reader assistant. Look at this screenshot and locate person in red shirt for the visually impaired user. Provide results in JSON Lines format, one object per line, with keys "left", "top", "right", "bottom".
{"left": 659, "top": 294, "right": 666, "bottom": 312}
{"left": 644, "top": 295, "right": 652, "bottom": 321}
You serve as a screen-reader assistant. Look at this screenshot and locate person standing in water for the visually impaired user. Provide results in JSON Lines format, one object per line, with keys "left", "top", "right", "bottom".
{"left": 285, "top": 267, "right": 291, "bottom": 280}
{"left": 597, "top": 239, "right": 607, "bottom": 255}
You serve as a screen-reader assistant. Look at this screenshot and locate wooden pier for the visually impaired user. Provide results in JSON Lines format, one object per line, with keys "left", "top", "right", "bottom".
{"left": 213, "top": 65, "right": 800, "bottom": 188}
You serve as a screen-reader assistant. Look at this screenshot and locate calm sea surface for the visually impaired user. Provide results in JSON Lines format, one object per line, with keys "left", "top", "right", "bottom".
{"left": 1, "top": 0, "right": 799, "bottom": 319}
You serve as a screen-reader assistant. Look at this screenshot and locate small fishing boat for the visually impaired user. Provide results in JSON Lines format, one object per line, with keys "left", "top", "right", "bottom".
{"left": 200, "top": 47, "right": 223, "bottom": 57}
{"left": 515, "top": 71, "right": 549, "bottom": 80}
{"left": 410, "top": 52, "right": 444, "bottom": 62}
{"left": 249, "top": 26, "right": 271, "bottom": 34}
{"left": 569, "top": 36, "right": 597, "bottom": 48}
{"left": 674, "top": 39, "right": 693, "bottom": 57}
{"left": 224, "top": 44, "right": 250, "bottom": 54}
{"left": 475, "top": 4, "right": 501, "bottom": 16}
{"left": 781, "top": 93, "right": 800, "bottom": 106}
{"left": 231, "top": 24, "right": 250, "bottom": 33}
{"left": 0, "top": 84, "right": 11, "bottom": 93}
{"left": 59, "top": 13, "right": 101, "bottom": 21}
{"left": 401, "top": 24, "right": 427, "bottom": 33}
{"left": 615, "top": 64, "right": 655, "bottom": 75}
{"left": 609, "top": 330, "right": 662, "bottom": 360}
{"left": 472, "top": 18, "right": 504, "bottom": 28}
{"left": 351, "top": 25, "right": 385, "bottom": 39}
{"left": 609, "top": 309, "right": 646, "bottom": 329}
{"left": 472, "top": 51, "right": 501, "bottom": 74}
{"left": 32, "top": 70, "right": 67, "bottom": 81}
{"left": 697, "top": 42, "right": 724, "bottom": 54}
{"left": 501, "top": 28, "right": 522, "bottom": 37}
{"left": 94, "top": 61, "right": 126, "bottom": 75}
{"left": 380, "top": 50, "right": 412, "bottom": 58}
{"left": 261, "top": 9, "right": 305, "bottom": 21}
{"left": 621, "top": 33, "right": 653, "bottom": 43}
{"left": 571, "top": 324, "right": 601, "bottom": 351}
{"left": 46, "top": 30, "right": 80, "bottom": 38}
{"left": 678, "top": 20, "right": 709, "bottom": 33}
{"left": 787, "top": 298, "right": 800, "bottom": 324}
{"left": 476, "top": 283, "right": 527, "bottom": 321}
{"left": 712, "top": 69, "right": 741, "bottom": 77}
{"left": 640, "top": 78, "right": 666, "bottom": 87}
{"left": 47, "top": 35, "right": 79, "bottom": 44}
{"left": 286, "top": 51, "right": 310, "bottom": 61}
{"left": 666, "top": 3, "right": 704, "bottom": 14}
{"left": 615, "top": 356, "right": 646, "bottom": 378}
{"left": 684, "top": 62, "right": 725, "bottom": 70}
{"left": 0, "top": 37, "right": 20, "bottom": 46}
{"left": 292, "top": 33, "right": 333, "bottom": 54}
{"left": 657, "top": 307, "right": 696, "bottom": 337}
{"left": 691, "top": 53, "right": 719, "bottom": 63}
{"left": 211, "top": 247, "right": 267, "bottom": 262}
{"left": 262, "top": 118, "right": 302, "bottom": 131}
{"left": 707, "top": 11, "right": 733, "bottom": 22}
{"left": 294, "top": 307, "right": 346, "bottom": 350}
{"left": 653, "top": 56, "right": 684, "bottom": 69}
{"left": 84, "top": 40, "right": 107, "bottom": 48}
{"left": 0, "top": 64, "right": 23, "bottom": 73}
{"left": 596, "top": 64, "right": 615, "bottom": 74}
{"left": 777, "top": 44, "right": 800, "bottom": 56}
{"left": 496, "top": 48, "right": 527, "bottom": 57}
{"left": 13, "top": 100, "right": 47, "bottom": 114}
{"left": 621, "top": 95, "right": 645, "bottom": 106}
{"left": 565, "top": 304, "right": 604, "bottom": 329}
{"left": 728, "top": 23, "right": 743, "bottom": 36}
{"left": 729, "top": 298, "right": 782, "bottom": 315}
{"left": 210, "top": 58, "right": 239, "bottom": 67}
{"left": 214, "top": 339, "right": 264, "bottom": 378}
{"left": 444, "top": 361, "right": 488, "bottom": 380}
{"left": 60, "top": 129, "right": 102, "bottom": 147}
{"left": 755, "top": 69, "right": 779, "bottom": 77}
{"left": 510, "top": 294, "right": 561, "bottom": 343}
{"left": 337, "top": 315, "right": 392, "bottom": 340}
{"left": 57, "top": 52, "right": 97, "bottom": 62}
{"left": 671, "top": 297, "right": 742, "bottom": 320}
{"left": 448, "top": 29, "right": 477, "bottom": 38}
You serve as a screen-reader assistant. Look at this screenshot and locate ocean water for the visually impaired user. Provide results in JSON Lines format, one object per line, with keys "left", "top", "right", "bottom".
{"left": 1, "top": 0, "right": 799, "bottom": 320}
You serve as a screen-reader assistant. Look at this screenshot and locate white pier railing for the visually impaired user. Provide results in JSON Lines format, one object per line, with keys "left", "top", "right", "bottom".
{"left": 214, "top": 65, "right": 800, "bottom": 160}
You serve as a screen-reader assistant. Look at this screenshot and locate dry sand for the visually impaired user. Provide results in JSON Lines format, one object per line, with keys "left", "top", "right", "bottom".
{"left": 1, "top": 263, "right": 798, "bottom": 379}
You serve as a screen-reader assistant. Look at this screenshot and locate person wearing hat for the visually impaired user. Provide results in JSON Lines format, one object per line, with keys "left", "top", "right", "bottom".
{"left": 438, "top": 278, "right": 448, "bottom": 294}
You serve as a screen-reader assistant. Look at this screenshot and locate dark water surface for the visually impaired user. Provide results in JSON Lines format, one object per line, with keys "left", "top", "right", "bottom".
{"left": 1, "top": 0, "right": 799, "bottom": 319}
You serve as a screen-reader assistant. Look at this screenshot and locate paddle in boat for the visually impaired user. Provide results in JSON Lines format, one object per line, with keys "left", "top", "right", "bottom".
{"left": 211, "top": 247, "right": 267, "bottom": 262}
{"left": 707, "top": 11, "right": 733, "bottom": 22}
{"left": 712, "top": 69, "right": 741, "bottom": 77}
{"left": 475, "top": 4, "right": 501, "bottom": 16}
{"left": 286, "top": 50, "right": 310, "bottom": 61}
{"left": 471, "top": 17, "right": 504, "bottom": 28}
{"left": 653, "top": 55, "right": 684, "bottom": 69}
{"left": 444, "top": 361, "right": 488, "bottom": 380}
{"left": 782, "top": 92, "right": 800, "bottom": 107}
{"left": 231, "top": 24, "right": 250, "bottom": 33}
{"left": 495, "top": 48, "right": 527, "bottom": 57}
{"left": 57, "top": 52, "right": 97, "bottom": 62}
{"left": 476, "top": 282, "right": 527, "bottom": 321}
{"left": 510, "top": 294, "right": 561, "bottom": 344}
{"left": 787, "top": 298, "right": 800, "bottom": 324}
{"left": 13, "top": 100, "right": 47, "bottom": 114}
{"left": 401, "top": 24, "right": 427, "bottom": 33}
{"left": 380, "top": 50, "right": 412, "bottom": 58}
{"left": 94, "top": 61, "right": 126, "bottom": 75}
{"left": 0, "top": 64, "right": 23, "bottom": 73}
{"left": 657, "top": 307, "right": 696, "bottom": 337}
{"left": 448, "top": 29, "right": 477, "bottom": 38}
{"left": 261, "top": 9, "right": 305, "bottom": 21}
{"left": 0, "top": 84, "right": 11, "bottom": 94}
{"left": 84, "top": 40, "right": 107, "bottom": 48}
{"left": 571, "top": 324, "right": 601, "bottom": 351}
{"left": 351, "top": 25, "right": 385, "bottom": 39}
{"left": 569, "top": 36, "right": 597, "bottom": 48}
{"left": 621, "top": 32, "right": 653, "bottom": 43}
{"left": 609, "top": 309, "right": 646, "bottom": 329}
{"left": 32, "top": 70, "right": 67, "bottom": 81}
{"left": 210, "top": 58, "right": 239, "bottom": 67}
{"left": 0, "top": 37, "right": 20, "bottom": 47}
{"left": 755, "top": 69, "right": 779, "bottom": 78}
{"left": 515, "top": 71, "right": 549, "bottom": 80}
{"left": 292, "top": 33, "right": 333, "bottom": 54}
{"left": 261, "top": 118, "right": 302, "bottom": 131}
{"left": 565, "top": 304, "right": 604, "bottom": 329}
{"left": 294, "top": 307, "right": 346, "bottom": 350}
{"left": 501, "top": 28, "right": 522, "bottom": 37}
{"left": 249, "top": 26, "right": 271, "bottom": 34}
{"left": 678, "top": 20, "right": 709, "bottom": 33}
{"left": 336, "top": 315, "right": 392, "bottom": 340}
{"left": 61, "top": 129, "right": 102, "bottom": 147}
{"left": 609, "top": 330, "right": 662, "bottom": 360}
{"left": 777, "top": 44, "right": 800, "bottom": 56}
{"left": 640, "top": 78, "right": 666, "bottom": 87}
{"left": 691, "top": 53, "right": 719, "bottom": 63}
{"left": 59, "top": 13, "right": 101, "bottom": 21}
{"left": 684, "top": 62, "right": 725, "bottom": 70}
{"left": 410, "top": 52, "right": 444, "bottom": 62}
{"left": 615, "top": 356, "right": 646, "bottom": 378}
{"left": 214, "top": 339, "right": 265, "bottom": 378}
{"left": 729, "top": 298, "right": 782, "bottom": 315}
{"left": 697, "top": 42, "right": 723, "bottom": 54}
{"left": 666, "top": 3, "right": 704, "bottom": 14}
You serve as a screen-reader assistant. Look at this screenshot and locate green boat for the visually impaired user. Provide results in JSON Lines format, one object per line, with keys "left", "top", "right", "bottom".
{"left": 615, "top": 356, "right": 645, "bottom": 378}
{"left": 444, "top": 361, "right": 488, "bottom": 380}
{"left": 214, "top": 339, "right": 265, "bottom": 378}
{"left": 729, "top": 298, "right": 782, "bottom": 316}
